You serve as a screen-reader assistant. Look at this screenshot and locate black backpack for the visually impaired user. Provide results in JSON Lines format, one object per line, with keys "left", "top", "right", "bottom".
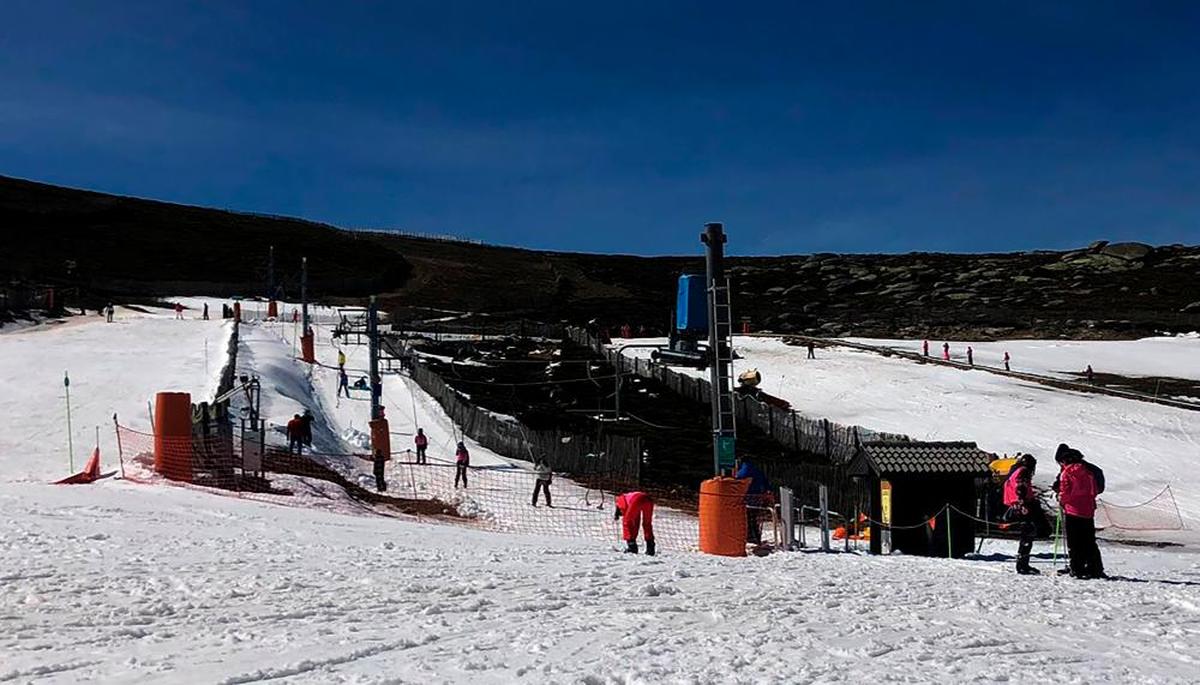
{"left": 1086, "top": 461, "right": 1106, "bottom": 494}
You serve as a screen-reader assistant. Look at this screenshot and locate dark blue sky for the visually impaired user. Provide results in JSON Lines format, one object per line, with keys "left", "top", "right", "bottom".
{"left": 3, "top": 2, "right": 1198, "bottom": 255}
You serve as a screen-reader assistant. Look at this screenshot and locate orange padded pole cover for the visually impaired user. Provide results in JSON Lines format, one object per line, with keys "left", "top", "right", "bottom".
{"left": 300, "top": 332, "right": 315, "bottom": 363}
{"left": 699, "top": 476, "right": 749, "bottom": 556}
{"left": 369, "top": 418, "right": 390, "bottom": 460}
{"left": 267, "top": 300, "right": 278, "bottom": 318}
{"left": 154, "top": 392, "right": 193, "bottom": 482}
{"left": 233, "top": 302, "right": 241, "bottom": 322}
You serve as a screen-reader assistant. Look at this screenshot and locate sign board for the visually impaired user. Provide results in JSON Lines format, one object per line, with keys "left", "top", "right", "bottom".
{"left": 880, "top": 479, "right": 893, "bottom": 555}
{"left": 717, "top": 436, "right": 736, "bottom": 469}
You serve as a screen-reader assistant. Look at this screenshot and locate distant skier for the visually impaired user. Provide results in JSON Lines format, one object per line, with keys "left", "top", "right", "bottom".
{"left": 414, "top": 428, "right": 428, "bottom": 465}
{"left": 337, "top": 349, "right": 346, "bottom": 370}
{"left": 806, "top": 341, "right": 816, "bottom": 360}
{"left": 1004, "top": 351, "right": 1011, "bottom": 371}
{"left": 373, "top": 449, "right": 388, "bottom": 492}
{"left": 300, "top": 409, "right": 314, "bottom": 448}
{"left": 454, "top": 441, "right": 470, "bottom": 488}
{"left": 922, "top": 340, "right": 930, "bottom": 357}
{"left": 614, "top": 491, "right": 655, "bottom": 555}
{"left": 735, "top": 458, "right": 771, "bottom": 545}
{"left": 1052, "top": 444, "right": 1106, "bottom": 579}
{"left": 967, "top": 346, "right": 974, "bottom": 367}
{"left": 202, "top": 303, "right": 209, "bottom": 320}
{"left": 1085, "top": 365, "right": 1095, "bottom": 385}
{"left": 174, "top": 302, "right": 184, "bottom": 320}
{"left": 286, "top": 414, "right": 304, "bottom": 454}
{"left": 620, "top": 323, "right": 633, "bottom": 339}
{"left": 1002, "top": 454, "right": 1041, "bottom": 575}
{"left": 531, "top": 459, "right": 553, "bottom": 507}
{"left": 337, "top": 368, "right": 350, "bottom": 398}
{"left": 105, "top": 303, "right": 115, "bottom": 323}
{"left": 942, "top": 342, "right": 950, "bottom": 361}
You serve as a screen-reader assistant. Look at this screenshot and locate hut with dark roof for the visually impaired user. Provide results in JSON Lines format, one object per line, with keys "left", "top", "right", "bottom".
{"left": 848, "top": 441, "right": 994, "bottom": 558}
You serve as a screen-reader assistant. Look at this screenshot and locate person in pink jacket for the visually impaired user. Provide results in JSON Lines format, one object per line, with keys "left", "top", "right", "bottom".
{"left": 614, "top": 491, "right": 655, "bottom": 556}
{"left": 1054, "top": 444, "right": 1105, "bottom": 579}
{"left": 1002, "top": 454, "right": 1041, "bottom": 575}
{"left": 454, "top": 441, "right": 469, "bottom": 488}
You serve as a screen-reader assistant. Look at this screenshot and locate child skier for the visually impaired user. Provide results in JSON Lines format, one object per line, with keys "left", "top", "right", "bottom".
{"left": 454, "top": 442, "right": 470, "bottom": 488}
{"left": 414, "top": 428, "right": 429, "bottom": 464}
{"left": 531, "top": 459, "right": 552, "bottom": 507}
{"left": 1002, "top": 454, "right": 1040, "bottom": 575}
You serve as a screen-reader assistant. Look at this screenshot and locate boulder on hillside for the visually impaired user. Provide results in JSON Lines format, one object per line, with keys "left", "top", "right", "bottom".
{"left": 1101, "top": 242, "right": 1153, "bottom": 261}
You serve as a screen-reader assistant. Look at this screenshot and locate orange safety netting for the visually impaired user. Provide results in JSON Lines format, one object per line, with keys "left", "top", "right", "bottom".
{"left": 115, "top": 424, "right": 778, "bottom": 554}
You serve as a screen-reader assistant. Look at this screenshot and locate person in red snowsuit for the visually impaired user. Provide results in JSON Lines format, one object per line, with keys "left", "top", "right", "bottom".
{"left": 922, "top": 340, "right": 929, "bottom": 357}
{"left": 614, "top": 491, "right": 655, "bottom": 555}
{"left": 942, "top": 342, "right": 950, "bottom": 361}
{"left": 174, "top": 302, "right": 184, "bottom": 320}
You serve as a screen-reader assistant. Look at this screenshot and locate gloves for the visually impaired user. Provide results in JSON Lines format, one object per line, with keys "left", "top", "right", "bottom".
{"left": 613, "top": 507, "right": 623, "bottom": 521}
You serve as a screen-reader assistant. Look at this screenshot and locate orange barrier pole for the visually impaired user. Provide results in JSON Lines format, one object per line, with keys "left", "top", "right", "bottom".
{"left": 699, "top": 476, "right": 749, "bottom": 556}
{"left": 153, "top": 392, "right": 193, "bottom": 482}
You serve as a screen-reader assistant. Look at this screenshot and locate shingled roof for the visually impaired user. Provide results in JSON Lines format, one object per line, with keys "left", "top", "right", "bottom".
{"left": 849, "top": 441, "right": 994, "bottom": 477}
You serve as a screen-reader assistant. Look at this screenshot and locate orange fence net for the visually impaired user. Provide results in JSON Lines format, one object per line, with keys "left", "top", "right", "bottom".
{"left": 115, "top": 424, "right": 778, "bottom": 554}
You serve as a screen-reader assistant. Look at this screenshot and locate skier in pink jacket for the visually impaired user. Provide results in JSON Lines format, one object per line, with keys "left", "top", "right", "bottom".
{"left": 1002, "top": 454, "right": 1041, "bottom": 575}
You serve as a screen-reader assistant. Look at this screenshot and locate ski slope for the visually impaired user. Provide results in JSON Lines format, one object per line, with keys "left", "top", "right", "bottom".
{"left": 3, "top": 304, "right": 1200, "bottom": 683}
{"left": 850, "top": 334, "right": 1200, "bottom": 383}
{"left": 617, "top": 336, "right": 1200, "bottom": 524}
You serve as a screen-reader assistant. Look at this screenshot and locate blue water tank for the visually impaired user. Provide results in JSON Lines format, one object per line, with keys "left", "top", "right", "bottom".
{"left": 676, "top": 274, "right": 708, "bottom": 333}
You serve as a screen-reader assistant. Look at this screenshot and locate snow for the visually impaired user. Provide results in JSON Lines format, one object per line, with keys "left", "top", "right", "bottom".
{"left": 616, "top": 336, "right": 1200, "bottom": 524}
{"left": 4, "top": 304, "right": 1200, "bottom": 682}
{"left": 850, "top": 334, "right": 1200, "bottom": 382}
{"left": 0, "top": 303, "right": 232, "bottom": 481}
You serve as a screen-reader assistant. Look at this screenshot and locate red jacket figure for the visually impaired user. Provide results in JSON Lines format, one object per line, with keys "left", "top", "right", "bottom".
{"left": 614, "top": 491, "right": 655, "bottom": 555}
{"left": 923, "top": 340, "right": 929, "bottom": 356}
{"left": 1058, "top": 463, "right": 1097, "bottom": 518}
{"left": 942, "top": 342, "right": 950, "bottom": 361}
{"left": 1003, "top": 464, "right": 1035, "bottom": 508}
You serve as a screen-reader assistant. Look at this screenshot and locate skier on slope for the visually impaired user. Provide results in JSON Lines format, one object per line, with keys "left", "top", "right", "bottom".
{"left": 967, "top": 346, "right": 974, "bottom": 367}
{"left": 286, "top": 414, "right": 304, "bottom": 454}
{"left": 614, "top": 491, "right": 655, "bottom": 555}
{"left": 454, "top": 442, "right": 470, "bottom": 488}
{"left": 337, "top": 368, "right": 350, "bottom": 398}
{"left": 337, "top": 349, "right": 346, "bottom": 370}
{"left": 923, "top": 340, "right": 929, "bottom": 357}
{"left": 942, "top": 342, "right": 950, "bottom": 361}
{"left": 531, "top": 458, "right": 553, "bottom": 507}
{"left": 299, "top": 409, "right": 314, "bottom": 448}
{"left": 414, "top": 428, "right": 429, "bottom": 464}
{"left": 1002, "top": 454, "right": 1041, "bottom": 575}
{"left": 1003, "top": 351, "right": 1011, "bottom": 371}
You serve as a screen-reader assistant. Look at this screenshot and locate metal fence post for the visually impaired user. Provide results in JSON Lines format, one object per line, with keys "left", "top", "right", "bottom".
{"left": 779, "top": 486, "right": 795, "bottom": 550}
{"left": 819, "top": 484, "right": 831, "bottom": 552}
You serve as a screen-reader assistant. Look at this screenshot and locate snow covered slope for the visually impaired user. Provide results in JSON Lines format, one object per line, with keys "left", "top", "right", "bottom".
{"left": 618, "top": 336, "right": 1200, "bottom": 523}
{"left": 0, "top": 304, "right": 231, "bottom": 481}
{"left": 5, "top": 304, "right": 1200, "bottom": 683}
{"left": 850, "top": 334, "right": 1200, "bottom": 382}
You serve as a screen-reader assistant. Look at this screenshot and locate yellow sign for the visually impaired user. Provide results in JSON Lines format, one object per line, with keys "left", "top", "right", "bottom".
{"left": 880, "top": 480, "right": 893, "bottom": 526}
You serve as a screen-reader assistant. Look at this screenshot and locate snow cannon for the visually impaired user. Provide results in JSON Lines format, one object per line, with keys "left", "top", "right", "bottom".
{"left": 737, "top": 368, "right": 761, "bottom": 389}
{"left": 300, "top": 332, "right": 315, "bottom": 363}
{"left": 369, "top": 418, "right": 390, "bottom": 463}
{"left": 698, "top": 476, "right": 749, "bottom": 556}
{"left": 154, "top": 392, "right": 193, "bottom": 482}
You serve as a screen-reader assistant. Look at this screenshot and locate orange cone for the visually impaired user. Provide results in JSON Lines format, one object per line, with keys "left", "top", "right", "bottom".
{"left": 56, "top": 448, "right": 101, "bottom": 484}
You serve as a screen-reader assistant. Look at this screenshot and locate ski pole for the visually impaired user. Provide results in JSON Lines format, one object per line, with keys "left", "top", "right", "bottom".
{"left": 1052, "top": 506, "right": 1063, "bottom": 569}
{"left": 64, "top": 371, "right": 74, "bottom": 472}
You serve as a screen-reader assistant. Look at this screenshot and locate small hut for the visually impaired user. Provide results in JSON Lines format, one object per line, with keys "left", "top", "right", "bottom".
{"left": 849, "top": 441, "right": 994, "bottom": 558}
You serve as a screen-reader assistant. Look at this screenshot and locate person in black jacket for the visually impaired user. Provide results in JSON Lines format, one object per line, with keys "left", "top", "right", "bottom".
{"left": 373, "top": 449, "right": 387, "bottom": 492}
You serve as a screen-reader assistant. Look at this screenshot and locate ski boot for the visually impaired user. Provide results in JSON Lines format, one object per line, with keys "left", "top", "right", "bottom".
{"left": 645, "top": 540, "right": 656, "bottom": 557}
{"left": 624, "top": 540, "right": 638, "bottom": 554}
